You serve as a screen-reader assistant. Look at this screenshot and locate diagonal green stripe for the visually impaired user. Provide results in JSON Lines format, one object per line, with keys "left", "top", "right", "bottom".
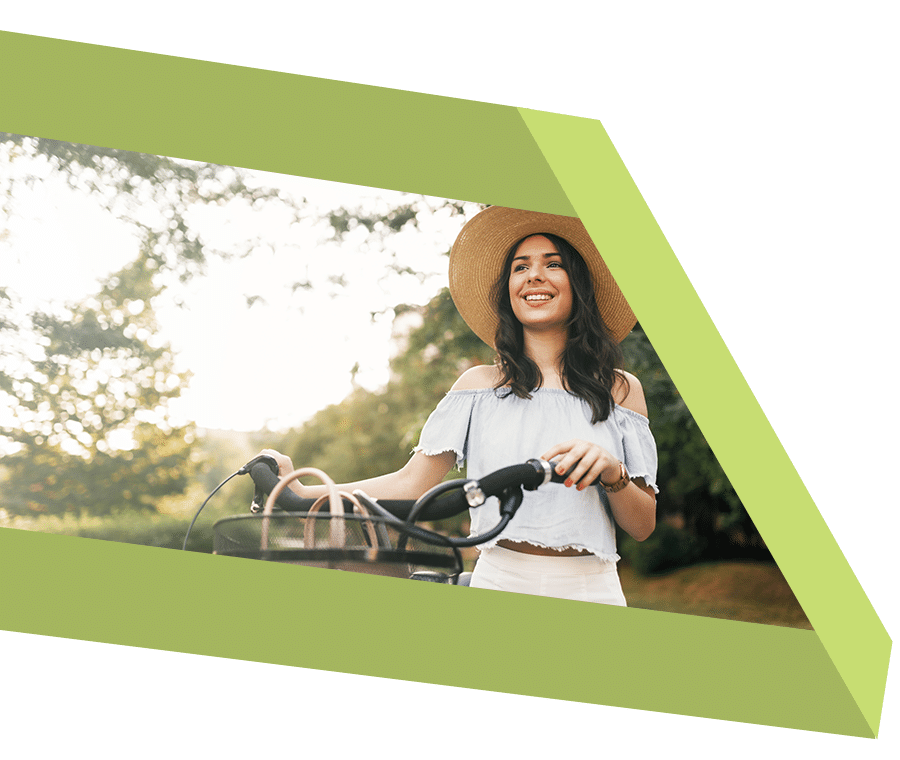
{"left": 0, "top": 30, "right": 573, "bottom": 216}
{"left": 0, "top": 528, "right": 873, "bottom": 737}
{"left": 515, "top": 105, "right": 891, "bottom": 736}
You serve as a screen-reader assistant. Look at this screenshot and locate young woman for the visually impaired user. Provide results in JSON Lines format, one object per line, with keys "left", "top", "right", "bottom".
{"left": 262, "top": 206, "right": 657, "bottom": 605}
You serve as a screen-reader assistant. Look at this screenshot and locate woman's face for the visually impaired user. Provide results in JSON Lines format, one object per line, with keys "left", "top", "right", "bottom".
{"left": 507, "top": 234, "right": 573, "bottom": 332}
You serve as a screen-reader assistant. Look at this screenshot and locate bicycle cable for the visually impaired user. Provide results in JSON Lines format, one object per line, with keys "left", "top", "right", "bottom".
{"left": 182, "top": 469, "right": 243, "bottom": 551}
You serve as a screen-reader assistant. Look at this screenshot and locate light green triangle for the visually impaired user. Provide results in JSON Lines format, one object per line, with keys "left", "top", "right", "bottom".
{"left": 516, "top": 106, "right": 891, "bottom": 736}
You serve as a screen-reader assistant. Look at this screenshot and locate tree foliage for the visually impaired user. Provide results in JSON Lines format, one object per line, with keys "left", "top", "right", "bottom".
{"left": 1, "top": 133, "right": 285, "bottom": 284}
{"left": 0, "top": 255, "right": 195, "bottom": 516}
{"left": 0, "top": 133, "right": 470, "bottom": 520}
{"left": 0, "top": 133, "right": 275, "bottom": 516}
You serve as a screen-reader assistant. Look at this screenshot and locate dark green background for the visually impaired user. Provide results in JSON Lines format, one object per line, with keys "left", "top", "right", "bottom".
{"left": 0, "top": 2, "right": 900, "bottom": 757}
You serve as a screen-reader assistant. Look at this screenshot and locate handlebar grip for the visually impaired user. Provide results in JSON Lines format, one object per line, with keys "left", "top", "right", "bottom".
{"left": 472, "top": 459, "right": 604, "bottom": 492}
{"left": 248, "top": 462, "right": 311, "bottom": 510}
{"left": 394, "top": 493, "right": 469, "bottom": 521}
{"left": 548, "top": 465, "right": 604, "bottom": 487}
{"left": 478, "top": 460, "right": 549, "bottom": 495}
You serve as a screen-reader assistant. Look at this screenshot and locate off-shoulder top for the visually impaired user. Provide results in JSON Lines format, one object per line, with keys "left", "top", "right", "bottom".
{"left": 413, "top": 387, "right": 658, "bottom": 561}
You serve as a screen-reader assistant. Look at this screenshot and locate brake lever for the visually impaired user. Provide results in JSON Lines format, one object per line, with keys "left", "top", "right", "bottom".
{"left": 240, "top": 454, "right": 280, "bottom": 513}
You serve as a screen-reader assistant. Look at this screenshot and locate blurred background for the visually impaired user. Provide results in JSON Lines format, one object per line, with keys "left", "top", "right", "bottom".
{"left": 0, "top": 133, "right": 808, "bottom": 628}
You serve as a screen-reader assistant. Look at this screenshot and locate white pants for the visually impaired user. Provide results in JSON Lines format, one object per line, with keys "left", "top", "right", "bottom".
{"left": 469, "top": 545, "right": 627, "bottom": 606}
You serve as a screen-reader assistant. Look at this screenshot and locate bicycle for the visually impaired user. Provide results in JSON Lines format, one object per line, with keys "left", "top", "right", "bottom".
{"left": 184, "top": 454, "right": 585, "bottom": 585}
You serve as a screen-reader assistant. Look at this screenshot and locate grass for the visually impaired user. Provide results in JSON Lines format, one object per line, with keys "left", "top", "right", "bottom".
{"left": 619, "top": 560, "right": 812, "bottom": 629}
{"left": 0, "top": 500, "right": 227, "bottom": 554}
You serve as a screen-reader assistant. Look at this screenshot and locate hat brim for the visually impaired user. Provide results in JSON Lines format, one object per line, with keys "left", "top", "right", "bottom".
{"left": 449, "top": 207, "right": 636, "bottom": 347}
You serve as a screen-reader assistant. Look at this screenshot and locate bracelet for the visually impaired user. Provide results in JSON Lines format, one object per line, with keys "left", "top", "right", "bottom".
{"left": 600, "top": 460, "right": 630, "bottom": 493}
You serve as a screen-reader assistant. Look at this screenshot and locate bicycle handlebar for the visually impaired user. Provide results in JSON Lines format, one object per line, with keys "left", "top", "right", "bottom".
{"left": 188, "top": 454, "right": 582, "bottom": 555}
{"left": 245, "top": 455, "right": 590, "bottom": 522}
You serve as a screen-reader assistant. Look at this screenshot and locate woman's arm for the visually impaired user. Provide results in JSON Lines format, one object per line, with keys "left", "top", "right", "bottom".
{"left": 259, "top": 447, "right": 458, "bottom": 502}
{"left": 603, "top": 474, "right": 656, "bottom": 542}
{"left": 253, "top": 367, "right": 499, "bottom": 502}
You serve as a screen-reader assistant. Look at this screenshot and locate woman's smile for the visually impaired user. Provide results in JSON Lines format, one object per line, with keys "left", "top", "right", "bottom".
{"left": 522, "top": 290, "right": 554, "bottom": 303}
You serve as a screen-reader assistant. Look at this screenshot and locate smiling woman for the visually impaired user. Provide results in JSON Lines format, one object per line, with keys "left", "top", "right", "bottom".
{"left": 262, "top": 205, "right": 658, "bottom": 605}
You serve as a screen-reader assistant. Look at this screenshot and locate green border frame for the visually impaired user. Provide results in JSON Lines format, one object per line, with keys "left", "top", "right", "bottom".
{"left": 0, "top": 31, "right": 890, "bottom": 736}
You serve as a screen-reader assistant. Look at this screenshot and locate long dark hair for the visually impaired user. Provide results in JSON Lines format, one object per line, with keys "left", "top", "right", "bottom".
{"left": 492, "top": 233, "right": 626, "bottom": 423}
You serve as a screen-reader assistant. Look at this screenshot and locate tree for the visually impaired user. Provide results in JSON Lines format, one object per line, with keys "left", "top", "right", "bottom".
{"left": 0, "top": 133, "right": 279, "bottom": 517}
{"left": 0, "top": 255, "right": 195, "bottom": 516}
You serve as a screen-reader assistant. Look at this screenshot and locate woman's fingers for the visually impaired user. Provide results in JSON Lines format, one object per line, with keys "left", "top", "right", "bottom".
{"left": 542, "top": 439, "right": 613, "bottom": 490}
{"left": 566, "top": 454, "right": 596, "bottom": 489}
{"left": 568, "top": 451, "right": 605, "bottom": 490}
{"left": 542, "top": 440, "right": 580, "bottom": 482}
{"left": 542, "top": 439, "right": 581, "bottom": 469}
{"left": 258, "top": 448, "right": 293, "bottom": 476}
{"left": 561, "top": 447, "right": 592, "bottom": 487}
{"left": 257, "top": 449, "right": 308, "bottom": 496}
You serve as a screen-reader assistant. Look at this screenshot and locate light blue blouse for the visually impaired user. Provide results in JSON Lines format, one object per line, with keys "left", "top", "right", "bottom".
{"left": 413, "top": 387, "right": 658, "bottom": 561}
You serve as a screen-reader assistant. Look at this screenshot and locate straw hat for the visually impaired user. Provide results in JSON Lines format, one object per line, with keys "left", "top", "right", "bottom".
{"left": 449, "top": 206, "right": 636, "bottom": 347}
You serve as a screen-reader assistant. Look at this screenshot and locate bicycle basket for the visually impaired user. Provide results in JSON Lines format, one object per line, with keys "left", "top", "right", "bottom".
{"left": 213, "top": 511, "right": 462, "bottom": 579}
{"left": 216, "top": 465, "right": 463, "bottom": 580}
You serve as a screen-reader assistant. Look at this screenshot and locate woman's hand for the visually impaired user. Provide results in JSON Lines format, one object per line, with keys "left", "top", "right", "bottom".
{"left": 258, "top": 449, "right": 294, "bottom": 477}
{"left": 542, "top": 439, "right": 657, "bottom": 541}
{"left": 541, "top": 439, "right": 621, "bottom": 490}
{"left": 257, "top": 449, "right": 308, "bottom": 497}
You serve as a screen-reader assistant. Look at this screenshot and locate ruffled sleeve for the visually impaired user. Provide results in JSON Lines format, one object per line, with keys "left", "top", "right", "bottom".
{"left": 412, "top": 390, "right": 478, "bottom": 468}
{"left": 617, "top": 407, "right": 660, "bottom": 494}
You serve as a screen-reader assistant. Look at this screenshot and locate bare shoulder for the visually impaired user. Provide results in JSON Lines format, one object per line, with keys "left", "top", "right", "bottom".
{"left": 613, "top": 370, "right": 649, "bottom": 418}
{"left": 451, "top": 364, "right": 502, "bottom": 391}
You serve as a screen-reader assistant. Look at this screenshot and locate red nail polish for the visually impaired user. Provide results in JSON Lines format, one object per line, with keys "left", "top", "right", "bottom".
{"left": 565, "top": 479, "right": 572, "bottom": 488}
